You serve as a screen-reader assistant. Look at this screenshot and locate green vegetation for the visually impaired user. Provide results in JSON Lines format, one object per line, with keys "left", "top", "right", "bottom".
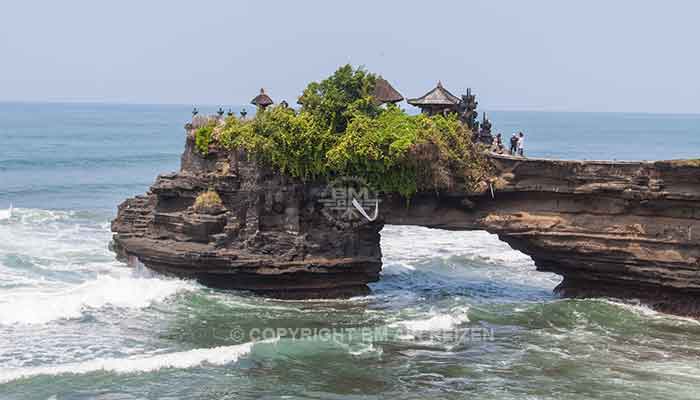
{"left": 194, "top": 123, "right": 215, "bottom": 156}
{"left": 195, "top": 65, "right": 492, "bottom": 197}
{"left": 193, "top": 190, "right": 223, "bottom": 213}
{"left": 298, "top": 64, "right": 379, "bottom": 134}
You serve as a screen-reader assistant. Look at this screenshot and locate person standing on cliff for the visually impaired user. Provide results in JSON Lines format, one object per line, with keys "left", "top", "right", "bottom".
{"left": 510, "top": 133, "right": 518, "bottom": 155}
{"left": 517, "top": 132, "right": 525, "bottom": 156}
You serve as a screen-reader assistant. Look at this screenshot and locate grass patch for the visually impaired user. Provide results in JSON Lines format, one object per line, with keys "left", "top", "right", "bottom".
{"left": 193, "top": 190, "right": 223, "bottom": 214}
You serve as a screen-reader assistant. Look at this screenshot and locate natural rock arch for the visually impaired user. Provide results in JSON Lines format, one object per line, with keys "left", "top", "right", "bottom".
{"left": 112, "top": 135, "right": 700, "bottom": 316}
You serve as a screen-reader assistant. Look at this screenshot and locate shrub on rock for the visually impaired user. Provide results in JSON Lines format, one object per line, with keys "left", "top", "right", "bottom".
{"left": 193, "top": 190, "right": 224, "bottom": 214}
{"left": 194, "top": 64, "right": 493, "bottom": 198}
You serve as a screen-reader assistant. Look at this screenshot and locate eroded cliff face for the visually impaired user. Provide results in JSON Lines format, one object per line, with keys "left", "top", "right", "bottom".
{"left": 383, "top": 156, "right": 700, "bottom": 315}
{"left": 111, "top": 134, "right": 382, "bottom": 298}
{"left": 112, "top": 128, "right": 700, "bottom": 314}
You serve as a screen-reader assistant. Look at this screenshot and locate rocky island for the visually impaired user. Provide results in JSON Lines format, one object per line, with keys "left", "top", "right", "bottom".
{"left": 111, "top": 66, "right": 700, "bottom": 316}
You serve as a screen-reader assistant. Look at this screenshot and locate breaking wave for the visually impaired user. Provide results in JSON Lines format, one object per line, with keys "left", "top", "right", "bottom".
{"left": 380, "top": 225, "right": 534, "bottom": 268}
{"left": 0, "top": 340, "right": 274, "bottom": 384}
{"left": 0, "top": 208, "right": 197, "bottom": 325}
{"left": 0, "top": 272, "right": 196, "bottom": 325}
{"left": 390, "top": 309, "right": 471, "bottom": 332}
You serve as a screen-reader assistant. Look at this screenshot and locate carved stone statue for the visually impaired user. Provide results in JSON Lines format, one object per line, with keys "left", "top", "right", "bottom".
{"left": 477, "top": 112, "right": 494, "bottom": 145}
{"left": 481, "top": 112, "right": 492, "bottom": 135}
{"left": 458, "top": 89, "right": 479, "bottom": 131}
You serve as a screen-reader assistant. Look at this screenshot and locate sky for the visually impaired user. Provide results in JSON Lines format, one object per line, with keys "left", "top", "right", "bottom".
{"left": 1, "top": 0, "right": 699, "bottom": 113}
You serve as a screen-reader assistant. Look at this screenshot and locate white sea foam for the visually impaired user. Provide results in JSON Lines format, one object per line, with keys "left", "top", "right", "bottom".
{"left": 0, "top": 208, "right": 112, "bottom": 271}
{"left": 0, "top": 272, "right": 196, "bottom": 325}
{"left": 381, "top": 225, "right": 534, "bottom": 266}
{"left": 379, "top": 261, "right": 416, "bottom": 275}
{"left": 0, "top": 340, "right": 268, "bottom": 384}
{"left": 391, "top": 307, "right": 471, "bottom": 332}
{"left": 0, "top": 208, "right": 197, "bottom": 325}
{"left": 348, "top": 342, "right": 383, "bottom": 357}
{"left": 0, "top": 208, "right": 74, "bottom": 229}
{"left": 395, "top": 313, "right": 469, "bottom": 331}
{"left": 598, "top": 299, "right": 700, "bottom": 326}
{"left": 379, "top": 225, "right": 562, "bottom": 291}
{"left": 0, "top": 204, "right": 13, "bottom": 221}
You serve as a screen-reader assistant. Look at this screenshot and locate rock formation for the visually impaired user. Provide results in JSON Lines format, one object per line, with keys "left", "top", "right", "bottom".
{"left": 112, "top": 125, "right": 700, "bottom": 315}
{"left": 111, "top": 130, "right": 383, "bottom": 298}
{"left": 383, "top": 156, "right": 700, "bottom": 316}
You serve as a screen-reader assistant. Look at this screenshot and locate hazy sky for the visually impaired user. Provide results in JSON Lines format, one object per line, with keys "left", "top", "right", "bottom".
{"left": 1, "top": 0, "right": 698, "bottom": 113}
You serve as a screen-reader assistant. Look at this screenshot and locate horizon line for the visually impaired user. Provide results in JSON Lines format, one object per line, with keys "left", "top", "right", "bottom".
{"left": 1, "top": 99, "right": 699, "bottom": 117}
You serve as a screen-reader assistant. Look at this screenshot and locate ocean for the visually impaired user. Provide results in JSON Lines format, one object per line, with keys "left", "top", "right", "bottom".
{"left": 1, "top": 102, "right": 700, "bottom": 399}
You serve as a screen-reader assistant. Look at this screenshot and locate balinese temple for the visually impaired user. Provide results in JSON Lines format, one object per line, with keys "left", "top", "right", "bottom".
{"left": 372, "top": 78, "right": 404, "bottom": 105}
{"left": 251, "top": 88, "right": 274, "bottom": 110}
{"left": 407, "top": 81, "right": 462, "bottom": 116}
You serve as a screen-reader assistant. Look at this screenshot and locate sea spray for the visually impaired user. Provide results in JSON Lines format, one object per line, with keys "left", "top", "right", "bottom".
{"left": 0, "top": 271, "right": 196, "bottom": 325}
{"left": 0, "top": 208, "right": 198, "bottom": 325}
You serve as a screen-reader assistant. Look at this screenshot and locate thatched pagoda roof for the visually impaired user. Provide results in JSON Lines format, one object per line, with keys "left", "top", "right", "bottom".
{"left": 372, "top": 78, "right": 404, "bottom": 104}
{"left": 251, "top": 88, "right": 274, "bottom": 107}
{"left": 407, "top": 81, "right": 461, "bottom": 106}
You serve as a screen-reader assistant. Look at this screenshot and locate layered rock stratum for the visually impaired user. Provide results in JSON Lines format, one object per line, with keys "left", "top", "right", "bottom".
{"left": 112, "top": 126, "right": 700, "bottom": 316}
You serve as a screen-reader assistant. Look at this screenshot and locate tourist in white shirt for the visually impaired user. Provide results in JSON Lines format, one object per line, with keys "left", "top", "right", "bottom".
{"left": 517, "top": 132, "right": 525, "bottom": 156}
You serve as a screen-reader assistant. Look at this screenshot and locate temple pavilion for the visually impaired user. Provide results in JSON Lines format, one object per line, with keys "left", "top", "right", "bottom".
{"left": 251, "top": 88, "right": 274, "bottom": 110}
{"left": 407, "top": 81, "right": 462, "bottom": 115}
{"left": 372, "top": 78, "right": 404, "bottom": 105}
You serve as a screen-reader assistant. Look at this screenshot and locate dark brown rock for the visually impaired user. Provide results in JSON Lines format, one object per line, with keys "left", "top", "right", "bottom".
{"left": 111, "top": 128, "right": 700, "bottom": 316}
{"left": 111, "top": 134, "right": 382, "bottom": 297}
{"left": 382, "top": 154, "right": 700, "bottom": 316}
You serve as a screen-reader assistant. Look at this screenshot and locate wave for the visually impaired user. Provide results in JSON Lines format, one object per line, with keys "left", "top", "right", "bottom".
{"left": 381, "top": 226, "right": 534, "bottom": 268}
{"left": 0, "top": 208, "right": 116, "bottom": 281}
{"left": 378, "top": 225, "right": 560, "bottom": 300}
{"left": 0, "top": 207, "right": 105, "bottom": 227}
{"left": 0, "top": 205, "right": 12, "bottom": 221}
{"left": 0, "top": 207, "right": 200, "bottom": 325}
{"left": 0, "top": 208, "right": 114, "bottom": 260}
{"left": 597, "top": 299, "right": 700, "bottom": 326}
{"left": 390, "top": 307, "right": 471, "bottom": 332}
{"left": 0, "top": 339, "right": 275, "bottom": 384}
{"left": 347, "top": 342, "right": 383, "bottom": 357}
{"left": 0, "top": 272, "right": 196, "bottom": 325}
{"left": 379, "top": 261, "right": 416, "bottom": 275}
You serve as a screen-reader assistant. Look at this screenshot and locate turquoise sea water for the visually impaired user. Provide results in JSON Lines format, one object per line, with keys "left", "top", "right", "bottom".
{"left": 1, "top": 102, "right": 699, "bottom": 399}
